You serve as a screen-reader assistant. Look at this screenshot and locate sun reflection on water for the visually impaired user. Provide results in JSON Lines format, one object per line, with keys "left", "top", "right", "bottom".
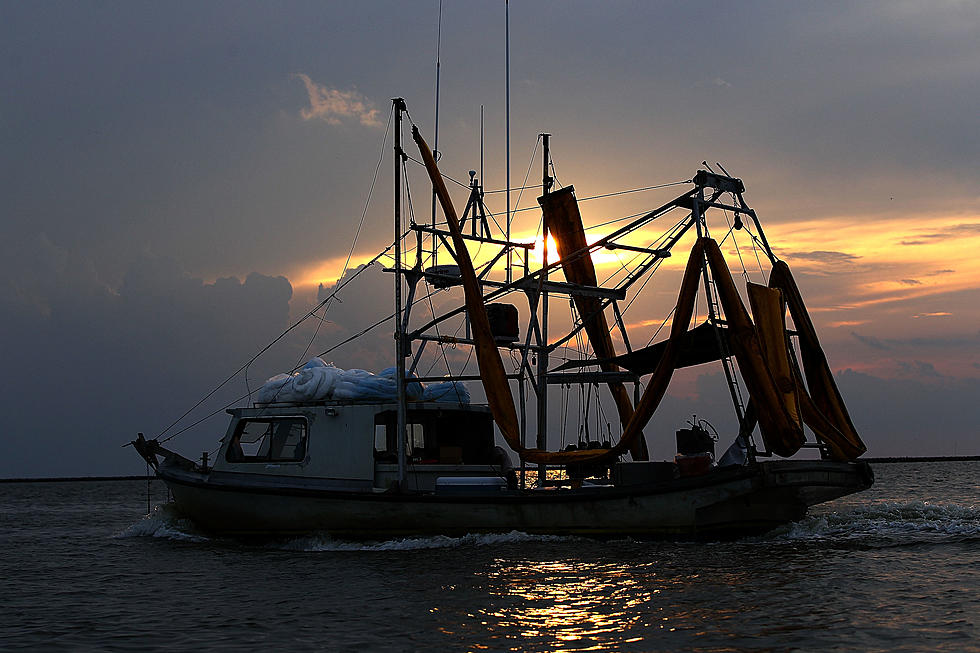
{"left": 438, "top": 555, "right": 763, "bottom": 651}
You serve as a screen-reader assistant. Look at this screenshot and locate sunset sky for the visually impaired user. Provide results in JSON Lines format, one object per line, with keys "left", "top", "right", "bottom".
{"left": 2, "top": 1, "right": 978, "bottom": 476}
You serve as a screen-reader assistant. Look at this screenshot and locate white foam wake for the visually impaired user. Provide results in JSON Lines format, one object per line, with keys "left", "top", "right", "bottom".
{"left": 281, "top": 530, "right": 576, "bottom": 552}
{"left": 115, "top": 503, "right": 209, "bottom": 542}
{"left": 773, "top": 501, "right": 980, "bottom": 541}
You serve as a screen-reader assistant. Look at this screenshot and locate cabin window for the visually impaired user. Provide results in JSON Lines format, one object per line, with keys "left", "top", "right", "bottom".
{"left": 373, "top": 409, "right": 495, "bottom": 464}
{"left": 373, "top": 421, "right": 426, "bottom": 461}
{"left": 408, "top": 423, "right": 425, "bottom": 454}
{"left": 374, "top": 424, "right": 387, "bottom": 452}
{"left": 226, "top": 417, "right": 307, "bottom": 463}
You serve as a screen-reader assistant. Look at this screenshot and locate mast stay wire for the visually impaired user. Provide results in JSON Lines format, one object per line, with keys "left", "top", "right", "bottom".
{"left": 718, "top": 205, "right": 751, "bottom": 284}
{"left": 595, "top": 212, "right": 688, "bottom": 320}
{"left": 156, "top": 124, "right": 688, "bottom": 446}
{"left": 161, "top": 278, "right": 447, "bottom": 444}
{"left": 741, "top": 222, "right": 768, "bottom": 276}
{"left": 504, "top": 180, "right": 691, "bottom": 215}
{"left": 611, "top": 209, "right": 702, "bottom": 332}
{"left": 599, "top": 211, "right": 686, "bottom": 289}
{"left": 157, "top": 242, "right": 396, "bottom": 444}
{"left": 291, "top": 103, "right": 395, "bottom": 371}
{"left": 402, "top": 142, "right": 468, "bottom": 398}
{"left": 511, "top": 135, "right": 542, "bottom": 266}
{"left": 161, "top": 106, "right": 397, "bottom": 443}
{"left": 548, "top": 145, "right": 562, "bottom": 189}
{"left": 401, "top": 153, "right": 687, "bottom": 215}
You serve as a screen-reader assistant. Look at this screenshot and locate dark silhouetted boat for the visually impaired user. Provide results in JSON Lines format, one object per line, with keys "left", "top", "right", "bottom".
{"left": 132, "top": 99, "right": 873, "bottom": 538}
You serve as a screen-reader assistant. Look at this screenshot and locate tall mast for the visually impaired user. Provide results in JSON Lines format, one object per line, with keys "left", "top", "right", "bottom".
{"left": 536, "top": 133, "right": 553, "bottom": 482}
{"left": 393, "top": 98, "right": 408, "bottom": 487}
{"left": 431, "top": 0, "right": 443, "bottom": 268}
{"left": 505, "top": 0, "right": 512, "bottom": 283}
{"left": 480, "top": 105, "right": 484, "bottom": 192}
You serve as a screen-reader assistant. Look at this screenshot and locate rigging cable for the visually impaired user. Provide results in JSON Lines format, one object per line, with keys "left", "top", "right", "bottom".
{"left": 505, "top": 180, "right": 690, "bottom": 215}
{"left": 579, "top": 180, "right": 691, "bottom": 203}
{"left": 584, "top": 209, "right": 656, "bottom": 233}
{"left": 159, "top": 274, "right": 445, "bottom": 443}
{"left": 290, "top": 103, "right": 395, "bottom": 370}
{"left": 742, "top": 222, "right": 768, "bottom": 276}
{"left": 719, "top": 205, "right": 750, "bottom": 283}
{"left": 156, "top": 107, "right": 394, "bottom": 442}
{"left": 156, "top": 243, "right": 395, "bottom": 443}
{"left": 511, "top": 136, "right": 542, "bottom": 268}
{"left": 618, "top": 213, "right": 691, "bottom": 314}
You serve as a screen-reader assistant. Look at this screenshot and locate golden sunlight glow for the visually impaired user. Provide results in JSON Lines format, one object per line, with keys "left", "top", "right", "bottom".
{"left": 287, "top": 196, "right": 978, "bottom": 379}
{"left": 289, "top": 252, "right": 384, "bottom": 291}
{"left": 518, "top": 230, "right": 625, "bottom": 270}
{"left": 514, "top": 226, "right": 680, "bottom": 274}
{"left": 765, "top": 213, "right": 980, "bottom": 316}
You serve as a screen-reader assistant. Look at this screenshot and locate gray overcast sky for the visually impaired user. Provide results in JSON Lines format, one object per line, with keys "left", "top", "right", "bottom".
{"left": 2, "top": 1, "right": 979, "bottom": 476}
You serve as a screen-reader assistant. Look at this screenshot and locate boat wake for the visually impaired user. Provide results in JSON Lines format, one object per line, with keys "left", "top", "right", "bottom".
{"left": 280, "top": 530, "right": 578, "bottom": 552}
{"left": 116, "top": 501, "right": 976, "bottom": 549}
{"left": 115, "top": 503, "right": 210, "bottom": 542}
{"left": 115, "top": 506, "right": 575, "bottom": 550}
{"left": 770, "top": 501, "right": 980, "bottom": 545}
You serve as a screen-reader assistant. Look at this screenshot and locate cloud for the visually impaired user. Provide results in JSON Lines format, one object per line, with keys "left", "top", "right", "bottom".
{"left": 0, "top": 236, "right": 297, "bottom": 477}
{"left": 293, "top": 73, "right": 382, "bottom": 127}
{"left": 895, "top": 360, "right": 943, "bottom": 379}
{"left": 898, "top": 279, "right": 922, "bottom": 286}
{"left": 900, "top": 222, "right": 980, "bottom": 245}
{"left": 851, "top": 332, "right": 890, "bottom": 350}
{"left": 311, "top": 263, "right": 406, "bottom": 373}
{"left": 827, "top": 320, "right": 868, "bottom": 328}
{"left": 785, "top": 250, "right": 860, "bottom": 264}
{"left": 851, "top": 330, "right": 978, "bottom": 353}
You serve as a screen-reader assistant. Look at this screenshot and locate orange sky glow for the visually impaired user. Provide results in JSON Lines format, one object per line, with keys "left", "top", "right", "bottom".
{"left": 289, "top": 195, "right": 979, "bottom": 384}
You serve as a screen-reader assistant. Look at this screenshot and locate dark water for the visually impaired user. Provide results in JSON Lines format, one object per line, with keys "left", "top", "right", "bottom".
{"left": 2, "top": 462, "right": 979, "bottom": 652}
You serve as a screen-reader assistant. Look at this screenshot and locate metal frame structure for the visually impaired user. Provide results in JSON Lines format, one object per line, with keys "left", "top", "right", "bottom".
{"left": 386, "top": 99, "right": 832, "bottom": 487}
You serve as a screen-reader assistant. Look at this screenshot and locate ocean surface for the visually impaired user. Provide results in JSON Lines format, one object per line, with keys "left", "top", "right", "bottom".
{"left": 2, "top": 461, "right": 978, "bottom": 652}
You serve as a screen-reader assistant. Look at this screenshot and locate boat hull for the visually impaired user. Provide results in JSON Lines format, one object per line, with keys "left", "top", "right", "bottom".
{"left": 157, "top": 460, "right": 873, "bottom": 539}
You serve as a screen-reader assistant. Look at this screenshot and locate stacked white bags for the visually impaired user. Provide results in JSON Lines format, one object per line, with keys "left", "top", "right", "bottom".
{"left": 256, "top": 358, "right": 469, "bottom": 405}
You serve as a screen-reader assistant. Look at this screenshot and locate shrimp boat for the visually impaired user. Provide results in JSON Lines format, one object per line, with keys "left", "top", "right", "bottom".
{"left": 132, "top": 99, "right": 873, "bottom": 538}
